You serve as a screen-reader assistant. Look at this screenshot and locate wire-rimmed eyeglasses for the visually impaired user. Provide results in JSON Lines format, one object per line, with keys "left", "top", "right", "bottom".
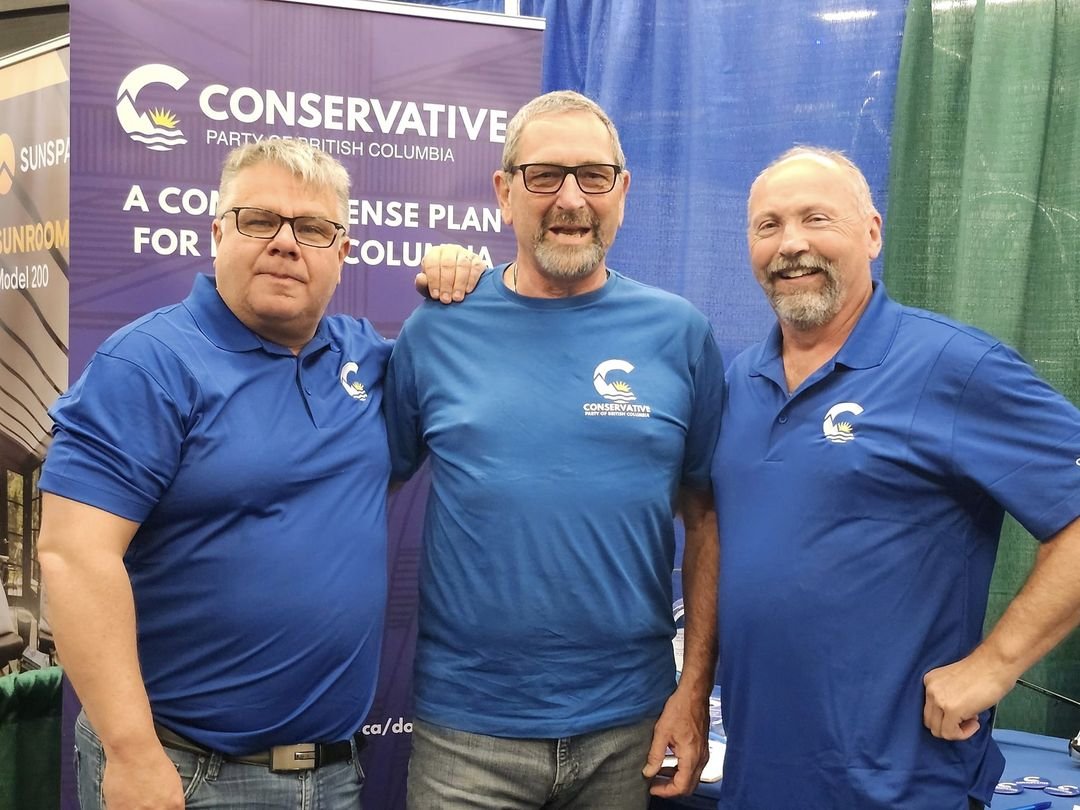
{"left": 510, "top": 163, "right": 622, "bottom": 195}
{"left": 222, "top": 207, "right": 346, "bottom": 248}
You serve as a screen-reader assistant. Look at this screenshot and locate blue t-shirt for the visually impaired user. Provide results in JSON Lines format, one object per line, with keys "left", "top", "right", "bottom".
{"left": 714, "top": 282, "right": 1080, "bottom": 809}
{"left": 385, "top": 266, "right": 725, "bottom": 737}
{"left": 40, "top": 274, "right": 393, "bottom": 754}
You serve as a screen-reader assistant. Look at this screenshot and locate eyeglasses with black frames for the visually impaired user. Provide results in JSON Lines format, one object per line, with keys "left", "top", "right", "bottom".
{"left": 510, "top": 163, "right": 622, "bottom": 195}
{"left": 222, "top": 207, "right": 346, "bottom": 248}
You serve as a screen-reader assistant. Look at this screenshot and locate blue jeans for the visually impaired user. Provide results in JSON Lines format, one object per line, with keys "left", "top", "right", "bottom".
{"left": 406, "top": 716, "right": 656, "bottom": 810}
{"left": 74, "top": 711, "right": 365, "bottom": 809}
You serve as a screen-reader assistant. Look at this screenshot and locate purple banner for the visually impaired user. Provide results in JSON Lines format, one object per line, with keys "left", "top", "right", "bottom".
{"left": 69, "top": 0, "right": 542, "bottom": 806}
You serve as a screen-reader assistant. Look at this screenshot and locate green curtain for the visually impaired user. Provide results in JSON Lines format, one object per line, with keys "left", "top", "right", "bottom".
{"left": 885, "top": 0, "right": 1080, "bottom": 738}
{"left": 0, "top": 666, "right": 62, "bottom": 810}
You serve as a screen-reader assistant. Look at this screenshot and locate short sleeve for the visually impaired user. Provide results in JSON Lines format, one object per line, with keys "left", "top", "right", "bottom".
{"left": 39, "top": 350, "right": 189, "bottom": 522}
{"left": 681, "top": 328, "right": 726, "bottom": 491}
{"left": 383, "top": 325, "right": 426, "bottom": 482}
{"left": 951, "top": 343, "right": 1080, "bottom": 540}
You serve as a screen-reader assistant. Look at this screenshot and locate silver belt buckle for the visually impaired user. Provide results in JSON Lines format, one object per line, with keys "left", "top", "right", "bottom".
{"left": 270, "top": 743, "right": 317, "bottom": 772}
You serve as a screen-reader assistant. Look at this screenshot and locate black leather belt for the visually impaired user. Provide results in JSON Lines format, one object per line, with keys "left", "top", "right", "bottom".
{"left": 154, "top": 723, "right": 363, "bottom": 773}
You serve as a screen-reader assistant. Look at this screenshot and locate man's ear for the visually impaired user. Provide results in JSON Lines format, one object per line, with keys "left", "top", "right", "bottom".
{"left": 867, "top": 211, "right": 883, "bottom": 260}
{"left": 494, "top": 169, "right": 514, "bottom": 226}
{"left": 616, "top": 168, "right": 631, "bottom": 227}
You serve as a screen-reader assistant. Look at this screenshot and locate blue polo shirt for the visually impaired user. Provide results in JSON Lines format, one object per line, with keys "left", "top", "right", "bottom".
{"left": 40, "top": 274, "right": 392, "bottom": 754}
{"left": 714, "top": 282, "right": 1080, "bottom": 809}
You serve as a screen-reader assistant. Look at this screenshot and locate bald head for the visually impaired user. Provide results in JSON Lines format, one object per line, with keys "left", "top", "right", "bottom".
{"left": 748, "top": 146, "right": 877, "bottom": 226}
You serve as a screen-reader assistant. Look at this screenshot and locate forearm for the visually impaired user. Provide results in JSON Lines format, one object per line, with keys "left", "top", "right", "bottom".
{"left": 922, "top": 519, "right": 1080, "bottom": 739}
{"left": 675, "top": 487, "right": 719, "bottom": 698}
{"left": 642, "top": 487, "right": 717, "bottom": 796}
{"left": 41, "top": 550, "right": 158, "bottom": 756}
{"left": 38, "top": 496, "right": 157, "bottom": 759}
{"left": 976, "top": 522, "right": 1080, "bottom": 678}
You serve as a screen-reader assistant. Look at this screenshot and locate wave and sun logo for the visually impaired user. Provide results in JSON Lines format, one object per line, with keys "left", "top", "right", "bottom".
{"left": 592, "top": 359, "right": 637, "bottom": 403}
{"left": 115, "top": 64, "right": 190, "bottom": 152}
{"left": 339, "top": 362, "right": 369, "bottom": 402}
{"left": 822, "top": 401, "right": 864, "bottom": 443}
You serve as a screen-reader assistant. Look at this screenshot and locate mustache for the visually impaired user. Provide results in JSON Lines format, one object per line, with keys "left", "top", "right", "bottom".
{"left": 767, "top": 254, "right": 835, "bottom": 277}
{"left": 542, "top": 209, "right": 599, "bottom": 230}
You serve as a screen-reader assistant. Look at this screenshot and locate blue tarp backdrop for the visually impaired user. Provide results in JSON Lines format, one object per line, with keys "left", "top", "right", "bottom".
{"left": 409, "top": 0, "right": 908, "bottom": 361}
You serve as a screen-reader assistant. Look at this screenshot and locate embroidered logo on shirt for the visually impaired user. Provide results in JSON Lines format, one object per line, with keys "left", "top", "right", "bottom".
{"left": 583, "top": 359, "right": 652, "bottom": 418}
{"left": 822, "top": 402, "right": 863, "bottom": 443}
{"left": 339, "top": 361, "right": 368, "bottom": 401}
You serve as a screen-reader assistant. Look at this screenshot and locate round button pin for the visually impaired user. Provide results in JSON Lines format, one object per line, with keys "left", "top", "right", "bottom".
{"left": 1015, "top": 775, "right": 1051, "bottom": 789}
{"left": 1045, "top": 784, "right": 1080, "bottom": 797}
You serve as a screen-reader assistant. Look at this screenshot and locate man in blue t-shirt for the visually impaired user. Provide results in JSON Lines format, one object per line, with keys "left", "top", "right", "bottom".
{"left": 385, "top": 91, "right": 725, "bottom": 809}
{"left": 715, "top": 146, "right": 1080, "bottom": 810}
{"left": 37, "top": 140, "right": 479, "bottom": 810}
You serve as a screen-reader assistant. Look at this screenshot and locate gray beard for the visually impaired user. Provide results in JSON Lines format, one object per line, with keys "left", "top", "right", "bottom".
{"left": 532, "top": 210, "right": 607, "bottom": 280}
{"left": 765, "top": 259, "right": 843, "bottom": 330}
{"left": 534, "top": 237, "right": 606, "bottom": 280}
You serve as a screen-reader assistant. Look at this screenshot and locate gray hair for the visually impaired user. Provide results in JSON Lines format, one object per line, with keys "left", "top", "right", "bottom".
{"left": 748, "top": 145, "right": 877, "bottom": 223}
{"left": 217, "top": 138, "right": 350, "bottom": 225}
{"left": 501, "top": 90, "right": 626, "bottom": 172}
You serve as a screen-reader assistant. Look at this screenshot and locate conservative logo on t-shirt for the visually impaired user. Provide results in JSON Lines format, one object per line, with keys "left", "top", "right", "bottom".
{"left": 583, "top": 358, "right": 652, "bottom": 418}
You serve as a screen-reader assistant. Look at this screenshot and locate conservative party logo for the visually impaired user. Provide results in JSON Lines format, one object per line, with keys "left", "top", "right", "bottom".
{"left": 115, "top": 64, "right": 189, "bottom": 152}
{"left": 339, "top": 362, "right": 369, "bottom": 401}
{"left": 592, "top": 359, "right": 636, "bottom": 403}
{"left": 583, "top": 359, "right": 651, "bottom": 418}
{"left": 0, "top": 133, "right": 14, "bottom": 196}
{"left": 822, "top": 401, "right": 864, "bottom": 443}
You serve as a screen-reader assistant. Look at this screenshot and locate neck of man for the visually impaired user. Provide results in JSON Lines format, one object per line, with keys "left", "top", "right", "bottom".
{"left": 778, "top": 280, "right": 873, "bottom": 394}
{"left": 507, "top": 257, "right": 609, "bottom": 299}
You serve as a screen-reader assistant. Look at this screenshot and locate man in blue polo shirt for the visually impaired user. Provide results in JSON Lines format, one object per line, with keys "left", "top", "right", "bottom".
{"left": 37, "top": 140, "right": 479, "bottom": 810}
{"left": 715, "top": 146, "right": 1080, "bottom": 809}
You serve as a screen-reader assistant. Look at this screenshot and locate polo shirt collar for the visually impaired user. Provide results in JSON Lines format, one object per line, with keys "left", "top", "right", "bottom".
{"left": 749, "top": 280, "right": 902, "bottom": 377}
{"left": 183, "top": 273, "right": 333, "bottom": 356}
{"left": 833, "top": 281, "right": 901, "bottom": 370}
